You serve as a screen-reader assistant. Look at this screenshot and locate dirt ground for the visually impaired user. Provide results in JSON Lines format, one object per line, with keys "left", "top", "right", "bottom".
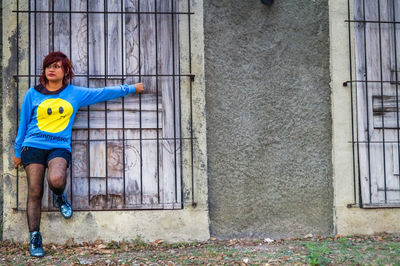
{"left": 1, "top": 233, "right": 400, "bottom": 265}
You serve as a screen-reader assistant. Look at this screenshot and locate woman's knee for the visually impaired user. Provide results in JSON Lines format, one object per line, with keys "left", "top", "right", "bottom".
{"left": 28, "top": 186, "right": 43, "bottom": 201}
{"left": 47, "top": 173, "right": 66, "bottom": 189}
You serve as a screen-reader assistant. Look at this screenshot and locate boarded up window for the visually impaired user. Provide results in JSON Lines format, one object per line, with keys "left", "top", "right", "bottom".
{"left": 354, "top": 0, "right": 400, "bottom": 207}
{"left": 17, "top": 0, "right": 183, "bottom": 210}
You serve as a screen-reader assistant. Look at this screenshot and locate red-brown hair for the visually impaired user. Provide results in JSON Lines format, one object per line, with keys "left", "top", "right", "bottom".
{"left": 39, "top": 51, "right": 74, "bottom": 86}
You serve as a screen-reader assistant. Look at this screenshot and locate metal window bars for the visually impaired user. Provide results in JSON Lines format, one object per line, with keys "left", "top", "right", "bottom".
{"left": 345, "top": 0, "right": 400, "bottom": 208}
{"left": 12, "top": 0, "right": 197, "bottom": 211}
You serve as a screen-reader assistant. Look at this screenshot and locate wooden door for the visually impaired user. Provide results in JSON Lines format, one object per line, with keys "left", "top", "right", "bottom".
{"left": 355, "top": 0, "right": 400, "bottom": 206}
{"left": 29, "top": 0, "right": 182, "bottom": 210}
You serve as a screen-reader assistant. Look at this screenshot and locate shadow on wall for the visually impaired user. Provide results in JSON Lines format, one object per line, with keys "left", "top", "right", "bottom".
{"left": 261, "top": 0, "right": 274, "bottom": 5}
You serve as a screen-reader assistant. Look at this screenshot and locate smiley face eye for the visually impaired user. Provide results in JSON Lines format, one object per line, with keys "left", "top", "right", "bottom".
{"left": 59, "top": 106, "right": 64, "bottom": 114}
{"left": 47, "top": 108, "right": 52, "bottom": 115}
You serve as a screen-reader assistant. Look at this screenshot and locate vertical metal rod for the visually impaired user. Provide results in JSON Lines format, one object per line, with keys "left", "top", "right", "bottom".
{"left": 33, "top": 0, "right": 38, "bottom": 209}
{"left": 104, "top": 0, "right": 109, "bottom": 205}
{"left": 393, "top": 0, "right": 400, "bottom": 200}
{"left": 50, "top": 0, "right": 55, "bottom": 210}
{"left": 138, "top": 0, "right": 143, "bottom": 205}
{"left": 362, "top": 0, "right": 372, "bottom": 204}
{"left": 69, "top": 0, "right": 73, "bottom": 206}
{"left": 28, "top": 0, "right": 31, "bottom": 88}
{"left": 188, "top": 0, "right": 195, "bottom": 205}
{"left": 355, "top": 21, "right": 363, "bottom": 207}
{"left": 377, "top": 0, "right": 388, "bottom": 203}
{"left": 121, "top": 0, "right": 126, "bottom": 205}
{"left": 51, "top": 0, "right": 54, "bottom": 52}
{"left": 391, "top": 1, "right": 399, "bottom": 194}
{"left": 69, "top": 0, "right": 72, "bottom": 75}
{"left": 87, "top": 0, "right": 91, "bottom": 206}
{"left": 155, "top": 0, "right": 160, "bottom": 204}
{"left": 16, "top": 0, "right": 20, "bottom": 210}
{"left": 34, "top": 0, "right": 37, "bottom": 85}
{"left": 178, "top": 1, "right": 184, "bottom": 209}
{"left": 172, "top": 0, "right": 177, "bottom": 204}
{"left": 349, "top": 0, "right": 363, "bottom": 207}
{"left": 347, "top": 0, "right": 357, "bottom": 205}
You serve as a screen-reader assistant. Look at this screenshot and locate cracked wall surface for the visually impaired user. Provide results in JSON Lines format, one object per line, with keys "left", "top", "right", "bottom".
{"left": 204, "top": 0, "right": 333, "bottom": 238}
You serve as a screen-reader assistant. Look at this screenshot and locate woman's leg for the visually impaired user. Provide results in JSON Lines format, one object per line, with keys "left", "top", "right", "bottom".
{"left": 46, "top": 157, "right": 67, "bottom": 195}
{"left": 47, "top": 157, "right": 72, "bottom": 219}
{"left": 25, "top": 163, "right": 46, "bottom": 232}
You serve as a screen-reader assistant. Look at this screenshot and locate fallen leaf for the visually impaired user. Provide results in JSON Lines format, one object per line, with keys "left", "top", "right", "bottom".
{"left": 98, "top": 244, "right": 107, "bottom": 249}
{"left": 153, "top": 239, "right": 164, "bottom": 245}
{"left": 93, "top": 239, "right": 103, "bottom": 246}
{"left": 101, "top": 249, "right": 114, "bottom": 254}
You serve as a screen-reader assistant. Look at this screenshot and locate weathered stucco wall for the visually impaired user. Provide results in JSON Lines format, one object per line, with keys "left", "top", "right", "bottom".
{"left": 204, "top": 0, "right": 333, "bottom": 238}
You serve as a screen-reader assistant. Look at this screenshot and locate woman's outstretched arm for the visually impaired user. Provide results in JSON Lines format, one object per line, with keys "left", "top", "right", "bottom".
{"left": 76, "top": 83, "right": 144, "bottom": 108}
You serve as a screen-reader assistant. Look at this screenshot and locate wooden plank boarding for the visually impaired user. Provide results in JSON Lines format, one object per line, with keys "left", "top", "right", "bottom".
{"left": 35, "top": 0, "right": 52, "bottom": 210}
{"left": 355, "top": 0, "right": 400, "bottom": 205}
{"left": 124, "top": 0, "right": 139, "bottom": 85}
{"left": 157, "top": 0, "right": 181, "bottom": 207}
{"left": 33, "top": 0, "right": 182, "bottom": 210}
{"left": 71, "top": 0, "right": 88, "bottom": 87}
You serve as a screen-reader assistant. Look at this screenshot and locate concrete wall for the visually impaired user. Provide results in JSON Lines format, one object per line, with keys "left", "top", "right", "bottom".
{"left": 204, "top": 0, "right": 333, "bottom": 238}
{"left": 330, "top": 0, "right": 400, "bottom": 235}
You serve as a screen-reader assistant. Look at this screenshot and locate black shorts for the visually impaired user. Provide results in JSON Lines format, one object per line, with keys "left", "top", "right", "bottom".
{"left": 20, "top": 146, "right": 72, "bottom": 168}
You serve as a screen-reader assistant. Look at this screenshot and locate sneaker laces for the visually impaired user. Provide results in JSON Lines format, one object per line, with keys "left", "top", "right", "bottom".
{"left": 31, "top": 233, "right": 42, "bottom": 248}
{"left": 57, "top": 194, "right": 71, "bottom": 207}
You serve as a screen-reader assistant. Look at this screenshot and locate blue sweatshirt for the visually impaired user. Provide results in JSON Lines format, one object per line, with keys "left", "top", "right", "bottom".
{"left": 14, "top": 83, "right": 136, "bottom": 158}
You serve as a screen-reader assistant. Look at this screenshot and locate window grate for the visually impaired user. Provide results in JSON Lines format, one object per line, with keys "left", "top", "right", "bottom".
{"left": 12, "top": 0, "right": 197, "bottom": 211}
{"left": 345, "top": 0, "right": 400, "bottom": 208}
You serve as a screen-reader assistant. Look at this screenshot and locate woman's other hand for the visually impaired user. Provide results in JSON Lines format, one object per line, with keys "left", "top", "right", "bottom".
{"left": 13, "top": 156, "right": 22, "bottom": 169}
{"left": 135, "top": 83, "right": 144, "bottom": 94}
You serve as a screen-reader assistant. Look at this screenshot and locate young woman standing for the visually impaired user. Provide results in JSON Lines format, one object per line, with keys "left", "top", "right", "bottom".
{"left": 13, "top": 51, "right": 144, "bottom": 257}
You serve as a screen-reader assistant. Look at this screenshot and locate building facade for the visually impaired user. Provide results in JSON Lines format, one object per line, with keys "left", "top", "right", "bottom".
{"left": 0, "top": 0, "right": 399, "bottom": 242}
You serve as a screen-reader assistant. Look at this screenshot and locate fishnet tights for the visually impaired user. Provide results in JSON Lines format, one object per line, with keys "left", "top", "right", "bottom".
{"left": 25, "top": 158, "right": 67, "bottom": 232}
{"left": 25, "top": 164, "right": 45, "bottom": 232}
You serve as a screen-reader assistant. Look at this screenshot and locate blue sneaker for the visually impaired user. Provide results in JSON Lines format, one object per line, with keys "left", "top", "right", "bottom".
{"left": 29, "top": 231, "right": 44, "bottom": 257}
{"left": 54, "top": 193, "right": 73, "bottom": 219}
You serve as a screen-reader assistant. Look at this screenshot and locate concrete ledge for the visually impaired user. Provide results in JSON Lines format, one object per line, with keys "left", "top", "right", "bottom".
{"left": 335, "top": 206, "right": 400, "bottom": 235}
{"left": 5, "top": 208, "right": 209, "bottom": 243}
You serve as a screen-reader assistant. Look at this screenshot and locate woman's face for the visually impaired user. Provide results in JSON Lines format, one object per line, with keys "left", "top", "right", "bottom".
{"left": 45, "top": 60, "right": 65, "bottom": 84}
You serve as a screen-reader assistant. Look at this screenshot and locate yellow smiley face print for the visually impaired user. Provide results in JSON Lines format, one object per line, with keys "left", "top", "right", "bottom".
{"left": 36, "top": 98, "right": 73, "bottom": 133}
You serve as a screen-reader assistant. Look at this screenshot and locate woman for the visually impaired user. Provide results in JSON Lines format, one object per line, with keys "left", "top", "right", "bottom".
{"left": 13, "top": 51, "right": 144, "bottom": 257}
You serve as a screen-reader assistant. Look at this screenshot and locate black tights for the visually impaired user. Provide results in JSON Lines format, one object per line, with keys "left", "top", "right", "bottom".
{"left": 25, "top": 158, "right": 67, "bottom": 232}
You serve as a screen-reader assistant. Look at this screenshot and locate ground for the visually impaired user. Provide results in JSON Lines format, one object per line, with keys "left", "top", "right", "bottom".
{"left": 1, "top": 233, "right": 400, "bottom": 265}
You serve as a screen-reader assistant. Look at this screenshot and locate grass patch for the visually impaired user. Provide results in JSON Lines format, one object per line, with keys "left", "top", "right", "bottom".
{"left": 304, "top": 240, "right": 331, "bottom": 265}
